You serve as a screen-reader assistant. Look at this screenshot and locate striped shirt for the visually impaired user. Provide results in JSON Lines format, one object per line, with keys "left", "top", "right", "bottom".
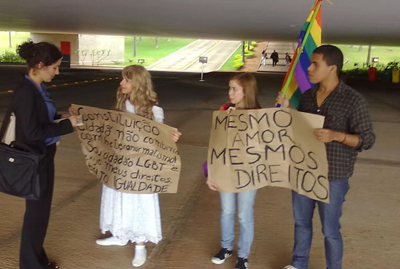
{"left": 298, "top": 81, "right": 375, "bottom": 181}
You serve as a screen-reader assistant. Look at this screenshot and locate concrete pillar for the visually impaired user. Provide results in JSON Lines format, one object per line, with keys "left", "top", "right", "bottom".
{"left": 30, "top": 33, "right": 79, "bottom": 65}
{"left": 78, "top": 35, "right": 125, "bottom": 65}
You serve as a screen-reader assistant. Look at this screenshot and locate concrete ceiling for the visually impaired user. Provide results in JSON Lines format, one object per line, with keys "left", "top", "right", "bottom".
{"left": 0, "top": 0, "right": 399, "bottom": 46}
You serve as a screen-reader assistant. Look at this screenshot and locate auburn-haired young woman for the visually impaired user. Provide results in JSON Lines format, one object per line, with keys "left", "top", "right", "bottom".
{"left": 207, "top": 73, "right": 261, "bottom": 269}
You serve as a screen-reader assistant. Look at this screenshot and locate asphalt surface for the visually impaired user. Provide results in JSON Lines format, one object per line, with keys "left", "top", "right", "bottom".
{"left": 147, "top": 40, "right": 241, "bottom": 72}
{"left": 0, "top": 66, "right": 399, "bottom": 269}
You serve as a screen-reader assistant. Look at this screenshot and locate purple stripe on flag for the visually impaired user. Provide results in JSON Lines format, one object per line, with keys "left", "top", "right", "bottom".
{"left": 280, "top": 0, "right": 321, "bottom": 109}
{"left": 295, "top": 65, "right": 312, "bottom": 93}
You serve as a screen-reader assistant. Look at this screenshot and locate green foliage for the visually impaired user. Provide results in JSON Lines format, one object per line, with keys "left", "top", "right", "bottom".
{"left": 0, "top": 50, "right": 24, "bottom": 62}
{"left": 124, "top": 37, "right": 196, "bottom": 66}
{"left": 372, "top": 63, "right": 386, "bottom": 71}
{"left": 343, "top": 61, "right": 400, "bottom": 81}
{"left": 233, "top": 58, "right": 244, "bottom": 68}
{"left": 337, "top": 44, "right": 400, "bottom": 71}
{"left": 0, "top": 32, "right": 30, "bottom": 62}
{"left": 245, "top": 41, "right": 257, "bottom": 51}
{"left": 342, "top": 67, "right": 369, "bottom": 77}
{"left": 219, "top": 41, "right": 258, "bottom": 71}
{"left": 244, "top": 50, "right": 254, "bottom": 58}
{"left": 385, "top": 61, "right": 399, "bottom": 70}
{"left": 220, "top": 46, "right": 243, "bottom": 71}
{"left": 0, "top": 31, "right": 30, "bottom": 53}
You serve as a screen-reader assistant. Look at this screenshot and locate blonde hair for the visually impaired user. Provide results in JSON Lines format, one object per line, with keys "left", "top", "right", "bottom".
{"left": 115, "top": 65, "right": 158, "bottom": 119}
{"left": 230, "top": 73, "right": 261, "bottom": 109}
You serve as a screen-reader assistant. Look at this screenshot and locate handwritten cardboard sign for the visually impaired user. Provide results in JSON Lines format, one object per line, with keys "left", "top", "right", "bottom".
{"left": 71, "top": 104, "right": 181, "bottom": 194}
{"left": 207, "top": 108, "right": 329, "bottom": 202}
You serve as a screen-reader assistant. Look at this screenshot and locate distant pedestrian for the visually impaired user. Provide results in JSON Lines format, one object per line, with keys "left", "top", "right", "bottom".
{"left": 285, "top": 53, "right": 291, "bottom": 68}
{"left": 261, "top": 50, "right": 267, "bottom": 65}
{"left": 271, "top": 50, "right": 279, "bottom": 66}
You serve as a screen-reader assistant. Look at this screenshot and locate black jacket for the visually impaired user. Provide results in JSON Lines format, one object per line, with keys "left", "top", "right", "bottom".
{"left": 11, "top": 76, "right": 73, "bottom": 154}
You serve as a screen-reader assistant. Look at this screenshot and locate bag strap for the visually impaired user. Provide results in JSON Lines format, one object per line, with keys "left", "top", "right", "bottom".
{"left": 0, "top": 105, "right": 13, "bottom": 141}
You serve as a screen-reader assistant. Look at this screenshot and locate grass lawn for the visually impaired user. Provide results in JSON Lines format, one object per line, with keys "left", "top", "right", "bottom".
{"left": 219, "top": 46, "right": 242, "bottom": 71}
{"left": 124, "top": 37, "right": 196, "bottom": 66}
{"left": 336, "top": 44, "right": 400, "bottom": 70}
{"left": 0, "top": 32, "right": 30, "bottom": 53}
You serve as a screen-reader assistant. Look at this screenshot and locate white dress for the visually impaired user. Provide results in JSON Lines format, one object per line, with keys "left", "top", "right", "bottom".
{"left": 99, "top": 100, "right": 164, "bottom": 244}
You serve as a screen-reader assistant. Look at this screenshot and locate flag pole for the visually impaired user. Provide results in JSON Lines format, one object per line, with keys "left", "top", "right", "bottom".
{"left": 281, "top": 0, "right": 322, "bottom": 97}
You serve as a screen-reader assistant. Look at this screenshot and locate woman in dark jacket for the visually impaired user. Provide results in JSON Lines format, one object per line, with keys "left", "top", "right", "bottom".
{"left": 13, "top": 41, "right": 79, "bottom": 269}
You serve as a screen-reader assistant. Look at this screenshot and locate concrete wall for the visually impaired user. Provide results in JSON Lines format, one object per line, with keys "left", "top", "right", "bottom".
{"left": 78, "top": 35, "right": 124, "bottom": 65}
{"left": 30, "top": 33, "right": 79, "bottom": 64}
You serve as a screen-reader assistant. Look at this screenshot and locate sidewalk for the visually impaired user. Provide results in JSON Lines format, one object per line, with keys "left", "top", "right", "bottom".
{"left": 0, "top": 71, "right": 399, "bottom": 269}
{"left": 258, "top": 42, "right": 296, "bottom": 73}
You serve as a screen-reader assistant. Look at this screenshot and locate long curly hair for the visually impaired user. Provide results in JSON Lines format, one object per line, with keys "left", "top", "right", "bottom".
{"left": 115, "top": 65, "right": 158, "bottom": 120}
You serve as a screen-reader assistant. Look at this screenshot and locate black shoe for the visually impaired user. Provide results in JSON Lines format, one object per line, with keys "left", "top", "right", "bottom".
{"left": 235, "top": 257, "right": 248, "bottom": 269}
{"left": 211, "top": 248, "right": 233, "bottom": 264}
{"left": 46, "top": 262, "right": 59, "bottom": 269}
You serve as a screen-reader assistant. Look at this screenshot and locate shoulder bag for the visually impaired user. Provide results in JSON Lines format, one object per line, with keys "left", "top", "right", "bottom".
{"left": 0, "top": 107, "right": 46, "bottom": 200}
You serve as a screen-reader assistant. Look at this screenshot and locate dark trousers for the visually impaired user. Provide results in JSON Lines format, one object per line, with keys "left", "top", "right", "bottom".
{"left": 20, "top": 144, "right": 57, "bottom": 269}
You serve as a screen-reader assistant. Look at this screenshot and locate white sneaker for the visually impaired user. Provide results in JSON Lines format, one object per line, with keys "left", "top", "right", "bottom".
{"left": 283, "top": 265, "right": 298, "bottom": 269}
{"left": 95, "top": 236, "right": 127, "bottom": 246}
{"left": 132, "top": 245, "right": 147, "bottom": 267}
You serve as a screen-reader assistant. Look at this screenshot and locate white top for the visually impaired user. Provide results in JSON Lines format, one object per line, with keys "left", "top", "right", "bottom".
{"left": 98, "top": 100, "right": 164, "bottom": 244}
{"left": 124, "top": 100, "right": 164, "bottom": 123}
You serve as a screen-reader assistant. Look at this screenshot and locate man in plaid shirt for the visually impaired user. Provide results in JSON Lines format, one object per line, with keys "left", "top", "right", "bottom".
{"left": 284, "top": 45, "right": 375, "bottom": 269}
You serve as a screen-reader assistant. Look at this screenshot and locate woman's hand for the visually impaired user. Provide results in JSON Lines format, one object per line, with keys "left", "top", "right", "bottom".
{"left": 206, "top": 178, "right": 218, "bottom": 191}
{"left": 275, "top": 92, "right": 290, "bottom": 108}
{"left": 61, "top": 107, "right": 78, "bottom": 119}
{"left": 68, "top": 115, "right": 80, "bottom": 127}
{"left": 69, "top": 107, "right": 79, "bottom": 115}
{"left": 226, "top": 106, "right": 236, "bottom": 114}
{"left": 171, "top": 129, "right": 182, "bottom": 142}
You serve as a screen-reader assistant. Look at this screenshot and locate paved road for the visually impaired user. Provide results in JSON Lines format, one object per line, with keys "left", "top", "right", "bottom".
{"left": 0, "top": 66, "right": 399, "bottom": 269}
{"left": 148, "top": 40, "right": 240, "bottom": 72}
{"left": 184, "top": 40, "right": 241, "bottom": 72}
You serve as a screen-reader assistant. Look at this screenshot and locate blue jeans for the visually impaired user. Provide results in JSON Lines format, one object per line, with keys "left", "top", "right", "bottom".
{"left": 291, "top": 178, "right": 349, "bottom": 269}
{"left": 220, "top": 189, "right": 257, "bottom": 258}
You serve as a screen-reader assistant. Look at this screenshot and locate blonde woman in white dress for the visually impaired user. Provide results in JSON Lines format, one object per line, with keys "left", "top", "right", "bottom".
{"left": 96, "top": 65, "right": 181, "bottom": 267}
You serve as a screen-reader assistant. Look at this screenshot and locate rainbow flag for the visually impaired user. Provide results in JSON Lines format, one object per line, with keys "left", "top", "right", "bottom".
{"left": 281, "top": 0, "right": 322, "bottom": 108}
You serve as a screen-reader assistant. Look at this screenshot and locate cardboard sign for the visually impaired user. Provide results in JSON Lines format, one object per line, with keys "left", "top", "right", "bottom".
{"left": 207, "top": 108, "right": 329, "bottom": 203}
{"left": 71, "top": 104, "right": 181, "bottom": 194}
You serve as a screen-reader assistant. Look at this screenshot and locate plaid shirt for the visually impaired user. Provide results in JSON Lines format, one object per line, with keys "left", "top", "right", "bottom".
{"left": 298, "top": 81, "right": 375, "bottom": 181}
